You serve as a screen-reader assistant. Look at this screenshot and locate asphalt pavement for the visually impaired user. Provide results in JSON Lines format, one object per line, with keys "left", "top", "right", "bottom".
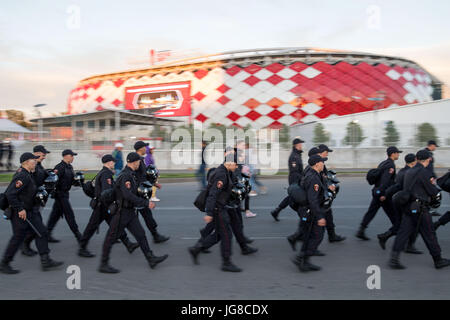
{"left": 0, "top": 177, "right": 449, "bottom": 300}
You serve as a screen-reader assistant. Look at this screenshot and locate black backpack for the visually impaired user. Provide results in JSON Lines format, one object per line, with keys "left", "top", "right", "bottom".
{"left": 437, "top": 171, "right": 450, "bottom": 193}
{"left": 82, "top": 180, "right": 96, "bottom": 198}
{"left": 366, "top": 168, "right": 381, "bottom": 185}
{"left": 0, "top": 193, "right": 9, "bottom": 211}
{"left": 193, "top": 167, "right": 217, "bottom": 212}
{"left": 287, "top": 182, "right": 308, "bottom": 207}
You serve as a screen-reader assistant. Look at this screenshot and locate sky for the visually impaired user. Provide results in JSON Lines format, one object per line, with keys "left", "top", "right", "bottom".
{"left": 1, "top": 0, "right": 450, "bottom": 117}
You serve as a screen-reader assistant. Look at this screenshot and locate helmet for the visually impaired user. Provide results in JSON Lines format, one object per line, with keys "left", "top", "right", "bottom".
{"left": 430, "top": 191, "right": 442, "bottom": 209}
{"left": 35, "top": 186, "right": 49, "bottom": 207}
{"left": 44, "top": 172, "right": 58, "bottom": 192}
{"left": 145, "top": 164, "right": 159, "bottom": 184}
{"left": 322, "top": 190, "right": 334, "bottom": 209}
{"left": 73, "top": 171, "right": 85, "bottom": 187}
{"left": 326, "top": 170, "right": 340, "bottom": 184}
{"left": 238, "top": 173, "right": 252, "bottom": 194}
{"left": 137, "top": 181, "right": 153, "bottom": 199}
{"left": 230, "top": 182, "right": 247, "bottom": 202}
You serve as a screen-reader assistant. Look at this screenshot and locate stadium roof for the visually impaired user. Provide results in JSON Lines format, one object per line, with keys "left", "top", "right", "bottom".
{"left": 0, "top": 118, "right": 32, "bottom": 133}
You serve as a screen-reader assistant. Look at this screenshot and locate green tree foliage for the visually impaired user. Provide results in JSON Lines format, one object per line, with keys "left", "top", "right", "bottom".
{"left": 383, "top": 121, "right": 400, "bottom": 146}
{"left": 415, "top": 122, "right": 438, "bottom": 146}
{"left": 344, "top": 121, "right": 365, "bottom": 147}
{"left": 313, "top": 123, "right": 330, "bottom": 144}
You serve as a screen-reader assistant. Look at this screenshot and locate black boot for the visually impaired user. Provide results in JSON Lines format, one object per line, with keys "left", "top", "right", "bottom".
{"left": 405, "top": 242, "right": 423, "bottom": 254}
{"left": 145, "top": 251, "right": 168, "bottom": 269}
{"left": 356, "top": 225, "right": 370, "bottom": 241}
{"left": 433, "top": 256, "right": 450, "bottom": 269}
{"left": 153, "top": 233, "right": 170, "bottom": 244}
{"left": 303, "top": 256, "right": 321, "bottom": 271}
{"left": 0, "top": 260, "right": 20, "bottom": 274}
{"left": 221, "top": 259, "right": 242, "bottom": 272}
{"left": 244, "top": 237, "right": 254, "bottom": 244}
{"left": 40, "top": 254, "right": 64, "bottom": 271}
{"left": 389, "top": 251, "right": 406, "bottom": 269}
{"left": 241, "top": 245, "right": 258, "bottom": 255}
{"left": 433, "top": 221, "right": 441, "bottom": 231}
{"left": 78, "top": 247, "right": 95, "bottom": 258}
{"left": 328, "top": 229, "right": 346, "bottom": 243}
{"left": 312, "top": 250, "right": 326, "bottom": 257}
{"left": 377, "top": 230, "right": 394, "bottom": 250}
{"left": 21, "top": 243, "right": 38, "bottom": 257}
{"left": 98, "top": 261, "right": 120, "bottom": 273}
{"left": 188, "top": 245, "right": 202, "bottom": 265}
{"left": 121, "top": 237, "right": 139, "bottom": 254}
{"left": 292, "top": 254, "right": 321, "bottom": 272}
{"left": 47, "top": 232, "right": 60, "bottom": 243}
{"left": 287, "top": 234, "right": 297, "bottom": 251}
{"left": 271, "top": 208, "right": 281, "bottom": 221}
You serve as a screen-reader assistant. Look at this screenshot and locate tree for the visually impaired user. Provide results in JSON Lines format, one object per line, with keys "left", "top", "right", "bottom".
{"left": 383, "top": 121, "right": 400, "bottom": 146}
{"left": 5, "top": 109, "right": 33, "bottom": 128}
{"left": 415, "top": 122, "right": 438, "bottom": 146}
{"left": 344, "top": 121, "right": 365, "bottom": 147}
{"left": 313, "top": 123, "right": 330, "bottom": 144}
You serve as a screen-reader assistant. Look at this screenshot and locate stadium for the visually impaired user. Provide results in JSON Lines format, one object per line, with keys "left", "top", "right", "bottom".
{"left": 68, "top": 47, "right": 442, "bottom": 129}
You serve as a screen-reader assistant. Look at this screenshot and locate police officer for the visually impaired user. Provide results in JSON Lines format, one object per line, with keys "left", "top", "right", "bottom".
{"left": 0, "top": 153, "right": 63, "bottom": 274}
{"left": 21, "top": 145, "right": 51, "bottom": 256}
{"left": 316, "top": 144, "right": 345, "bottom": 243}
{"left": 99, "top": 152, "right": 168, "bottom": 273}
{"left": 133, "top": 141, "right": 169, "bottom": 243}
{"left": 378, "top": 153, "right": 421, "bottom": 253}
{"left": 188, "top": 151, "right": 242, "bottom": 272}
{"left": 389, "top": 150, "right": 450, "bottom": 269}
{"left": 78, "top": 154, "right": 139, "bottom": 258}
{"left": 356, "top": 146, "right": 401, "bottom": 240}
{"left": 271, "top": 137, "right": 304, "bottom": 221}
{"left": 46, "top": 149, "right": 82, "bottom": 243}
{"left": 291, "top": 154, "right": 328, "bottom": 272}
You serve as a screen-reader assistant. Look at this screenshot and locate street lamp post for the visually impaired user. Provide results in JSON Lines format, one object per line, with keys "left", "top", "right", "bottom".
{"left": 33, "top": 104, "right": 46, "bottom": 143}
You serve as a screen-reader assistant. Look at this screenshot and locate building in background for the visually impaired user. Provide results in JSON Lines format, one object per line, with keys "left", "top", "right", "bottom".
{"left": 68, "top": 47, "right": 442, "bottom": 129}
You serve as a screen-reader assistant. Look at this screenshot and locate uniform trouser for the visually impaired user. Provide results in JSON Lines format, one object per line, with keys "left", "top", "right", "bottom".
{"left": 325, "top": 208, "right": 335, "bottom": 232}
{"left": 101, "top": 208, "right": 151, "bottom": 263}
{"left": 390, "top": 203, "right": 418, "bottom": 245}
{"left": 138, "top": 207, "right": 158, "bottom": 235}
{"left": 244, "top": 195, "right": 250, "bottom": 211}
{"left": 201, "top": 208, "right": 233, "bottom": 260}
{"left": 47, "top": 193, "right": 80, "bottom": 237}
{"left": 361, "top": 196, "right": 397, "bottom": 229}
{"left": 79, "top": 205, "right": 130, "bottom": 249}
{"left": 438, "top": 211, "right": 450, "bottom": 226}
{"left": 3, "top": 207, "right": 50, "bottom": 262}
{"left": 228, "top": 207, "right": 247, "bottom": 248}
{"left": 300, "top": 216, "right": 325, "bottom": 257}
{"left": 276, "top": 195, "right": 290, "bottom": 211}
{"left": 392, "top": 209, "right": 441, "bottom": 257}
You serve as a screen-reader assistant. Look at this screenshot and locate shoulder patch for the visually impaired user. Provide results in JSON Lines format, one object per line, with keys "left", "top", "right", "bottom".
{"left": 54, "top": 169, "right": 58, "bottom": 174}
{"left": 107, "top": 178, "right": 112, "bottom": 185}
{"left": 216, "top": 181, "right": 224, "bottom": 189}
{"left": 314, "top": 184, "right": 319, "bottom": 192}
{"left": 16, "top": 168, "right": 22, "bottom": 173}
{"left": 292, "top": 162, "right": 296, "bottom": 167}
{"left": 15, "top": 180, "right": 23, "bottom": 188}
{"left": 125, "top": 181, "right": 131, "bottom": 189}
{"left": 389, "top": 168, "right": 394, "bottom": 174}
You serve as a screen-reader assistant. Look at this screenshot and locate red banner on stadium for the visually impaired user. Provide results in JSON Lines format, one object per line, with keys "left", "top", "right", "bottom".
{"left": 124, "top": 81, "right": 191, "bottom": 117}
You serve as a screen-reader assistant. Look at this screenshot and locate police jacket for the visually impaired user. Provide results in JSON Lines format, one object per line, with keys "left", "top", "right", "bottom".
{"left": 385, "top": 165, "right": 411, "bottom": 198}
{"left": 6, "top": 167, "right": 37, "bottom": 212}
{"left": 424, "top": 147, "right": 436, "bottom": 178}
{"left": 205, "top": 164, "right": 232, "bottom": 216}
{"left": 404, "top": 163, "right": 440, "bottom": 204}
{"left": 288, "top": 148, "right": 303, "bottom": 185}
{"left": 54, "top": 160, "right": 75, "bottom": 193}
{"left": 302, "top": 168, "right": 326, "bottom": 220}
{"left": 373, "top": 158, "right": 396, "bottom": 196}
{"left": 32, "top": 161, "right": 49, "bottom": 187}
{"left": 115, "top": 166, "right": 149, "bottom": 209}
{"left": 95, "top": 166, "right": 115, "bottom": 198}
{"left": 135, "top": 157, "right": 148, "bottom": 184}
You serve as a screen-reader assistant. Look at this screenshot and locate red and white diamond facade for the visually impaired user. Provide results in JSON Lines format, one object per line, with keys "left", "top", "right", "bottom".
{"left": 68, "top": 48, "right": 437, "bottom": 129}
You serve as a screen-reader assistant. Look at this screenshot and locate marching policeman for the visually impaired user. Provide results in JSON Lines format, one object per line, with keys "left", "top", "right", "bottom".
{"left": 378, "top": 153, "right": 421, "bottom": 253}
{"left": 21, "top": 145, "right": 51, "bottom": 256}
{"left": 271, "top": 137, "right": 304, "bottom": 221}
{"left": 189, "top": 151, "right": 242, "bottom": 272}
{"left": 356, "top": 146, "right": 401, "bottom": 240}
{"left": 292, "top": 154, "right": 328, "bottom": 272}
{"left": 46, "top": 149, "right": 82, "bottom": 243}
{"left": 133, "top": 141, "right": 169, "bottom": 243}
{"left": 0, "top": 153, "right": 63, "bottom": 274}
{"left": 78, "top": 154, "right": 139, "bottom": 258}
{"left": 389, "top": 150, "right": 450, "bottom": 269}
{"left": 316, "top": 144, "right": 345, "bottom": 243}
{"left": 99, "top": 152, "right": 168, "bottom": 273}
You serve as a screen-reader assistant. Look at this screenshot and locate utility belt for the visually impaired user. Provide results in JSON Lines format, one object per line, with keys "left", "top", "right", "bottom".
{"left": 408, "top": 198, "right": 429, "bottom": 215}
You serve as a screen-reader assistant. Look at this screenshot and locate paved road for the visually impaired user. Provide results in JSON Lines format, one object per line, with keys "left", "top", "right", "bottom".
{"left": 0, "top": 177, "right": 449, "bottom": 300}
